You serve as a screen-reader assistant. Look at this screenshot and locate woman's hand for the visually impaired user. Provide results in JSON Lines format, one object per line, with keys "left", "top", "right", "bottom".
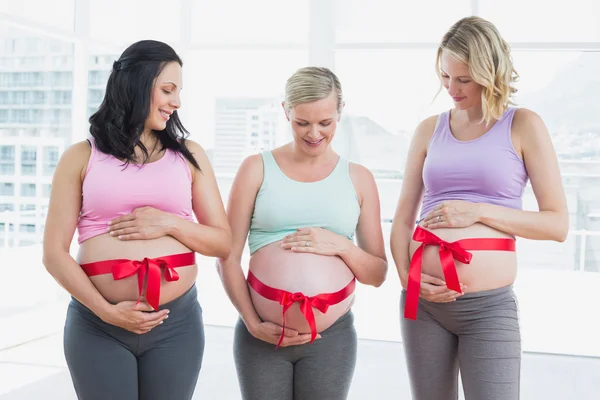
{"left": 107, "top": 206, "right": 175, "bottom": 240}
{"left": 422, "top": 201, "right": 481, "bottom": 229}
{"left": 247, "top": 321, "right": 320, "bottom": 347}
{"left": 100, "top": 301, "right": 170, "bottom": 334}
{"left": 280, "top": 227, "right": 350, "bottom": 256}
{"left": 419, "top": 273, "right": 466, "bottom": 303}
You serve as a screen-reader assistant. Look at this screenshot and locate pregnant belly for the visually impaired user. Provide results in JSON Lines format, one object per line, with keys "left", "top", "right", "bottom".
{"left": 77, "top": 233, "right": 198, "bottom": 306}
{"left": 249, "top": 242, "right": 355, "bottom": 334}
{"left": 408, "top": 223, "right": 518, "bottom": 293}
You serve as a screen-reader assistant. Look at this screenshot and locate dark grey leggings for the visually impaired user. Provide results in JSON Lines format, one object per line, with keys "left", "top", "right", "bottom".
{"left": 401, "top": 285, "right": 521, "bottom": 400}
{"left": 234, "top": 311, "right": 357, "bottom": 400}
{"left": 64, "top": 285, "right": 205, "bottom": 400}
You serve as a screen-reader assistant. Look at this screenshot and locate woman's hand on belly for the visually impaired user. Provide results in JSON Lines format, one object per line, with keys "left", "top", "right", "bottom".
{"left": 280, "top": 227, "right": 349, "bottom": 256}
{"left": 248, "top": 320, "right": 318, "bottom": 347}
{"left": 419, "top": 273, "right": 465, "bottom": 303}
{"left": 107, "top": 206, "right": 174, "bottom": 241}
{"left": 421, "top": 200, "right": 480, "bottom": 229}
{"left": 101, "top": 300, "right": 170, "bottom": 335}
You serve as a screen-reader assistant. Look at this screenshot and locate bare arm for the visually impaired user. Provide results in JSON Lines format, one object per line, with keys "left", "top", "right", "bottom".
{"left": 423, "top": 109, "right": 569, "bottom": 242}
{"left": 338, "top": 164, "right": 387, "bottom": 287}
{"left": 42, "top": 142, "right": 114, "bottom": 318}
{"left": 216, "top": 155, "right": 263, "bottom": 329}
{"left": 390, "top": 116, "right": 436, "bottom": 288}
{"left": 43, "top": 141, "right": 168, "bottom": 333}
{"left": 166, "top": 140, "right": 231, "bottom": 258}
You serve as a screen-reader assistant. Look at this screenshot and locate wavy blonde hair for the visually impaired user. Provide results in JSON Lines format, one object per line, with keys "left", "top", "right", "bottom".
{"left": 284, "top": 66, "right": 343, "bottom": 114}
{"left": 436, "top": 16, "right": 519, "bottom": 124}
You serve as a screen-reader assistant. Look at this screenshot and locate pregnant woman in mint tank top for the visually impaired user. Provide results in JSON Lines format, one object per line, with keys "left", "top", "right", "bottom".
{"left": 390, "top": 17, "right": 568, "bottom": 400}
{"left": 217, "top": 67, "right": 387, "bottom": 400}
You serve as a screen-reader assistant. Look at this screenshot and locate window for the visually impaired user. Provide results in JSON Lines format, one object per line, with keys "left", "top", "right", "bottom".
{"left": 20, "top": 183, "right": 36, "bottom": 197}
{"left": 0, "top": 183, "right": 14, "bottom": 196}
{"left": 334, "top": 0, "right": 471, "bottom": 43}
{"left": 21, "top": 146, "right": 37, "bottom": 176}
{"left": 190, "top": 0, "right": 308, "bottom": 45}
{"left": 42, "top": 184, "right": 51, "bottom": 197}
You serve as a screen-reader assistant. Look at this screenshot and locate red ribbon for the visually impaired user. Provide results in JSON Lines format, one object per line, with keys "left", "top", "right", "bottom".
{"left": 404, "top": 226, "right": 516, "bottom": 320}
{"left": 247, "top": 271, "right": 355, "bottom": 348}
{"left": 81, "top": 252, "right": 195, "bottom": 311}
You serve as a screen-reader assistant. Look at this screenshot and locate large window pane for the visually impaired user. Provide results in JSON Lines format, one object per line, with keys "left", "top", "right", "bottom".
{"left": 336, "top": 49, "right": 452, "bottom": 195}
{"left": 0, "top": 0, "right": 74, "bottom": 32}
{"left": 480, "top": 0, "right": 600, "bottom": 42}
{"left": 0, "top": 26, "right": 70, "bottom": 249}
{"left": 89, "top": 0, "right": 181, "bottom": 45}
{"left": 191, "top": 0, "right": 308, "bottom": 44}
{"left": 335, "top": 0, "right": 471, "bottom": 43}
{"left": 180, "top": 50, "right": 307, "bottom": 183}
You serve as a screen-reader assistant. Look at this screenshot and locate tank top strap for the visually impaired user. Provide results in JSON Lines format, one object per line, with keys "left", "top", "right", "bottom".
{"left": 438, "top": 110, "right": 451, "bottom": 136}
{"left": 331, "top": 155, "right": 350, "bottom": 179}
{"left": 85, "top": 136, "right": 98, "bottom": 175}
{"left": 260, "top": 151, "right": 281, "bottom": 183}
{"left": 501, "top": 107, "right": 518, "bottom": 136}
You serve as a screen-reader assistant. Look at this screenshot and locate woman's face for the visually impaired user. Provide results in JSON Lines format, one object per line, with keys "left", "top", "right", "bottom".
{"left": 145, "top": 61, "right": 183, "bottom": 132}
{"left": 284, "top": 91, "right": 341, "bottom": 157}
{"left": 439, "top": 50, "right": 483, "bottom": 111}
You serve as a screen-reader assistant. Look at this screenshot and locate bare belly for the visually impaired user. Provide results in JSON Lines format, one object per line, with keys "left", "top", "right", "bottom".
{"left": 409, "top": 223, "right": 517, "bottom": 293}
{"left": 77, "top": 233, "right": 198, "bottom": 305}
{"left": 249, "top": 242, "right": 355, "bottom": 334}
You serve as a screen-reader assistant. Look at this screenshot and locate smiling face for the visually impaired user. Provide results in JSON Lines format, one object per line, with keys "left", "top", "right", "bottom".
{"left": 284, "top": 90, "right": 341, "bottom": 157}
{"left": 144, "top": 61, "right": 183, "bottom": 132}
{"left": 439, "top": 50, "right": 483, "bottom": 111}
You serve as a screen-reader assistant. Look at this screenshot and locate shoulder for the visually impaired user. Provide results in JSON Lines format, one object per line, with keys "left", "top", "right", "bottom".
{"left": 513, "top": 107, "right": 544, "bottom": 126}
{"left": 239, "top": 153, "right": 265, "bottom": 174}
{"left": 56, "top": 140, "right": 92, "bottom": 180}
{"left": 349, "top": 162, "right": 377, "bottom": 204}
{"left": 183, "top": 139, "right": 207, "bottom": 159}
{"left": 416, "top": 114, "right": 441, "bottom": 137}
{"left": 413, "top": 114, "right": 441, "bottom": 146}
{"left": 349, "top": 162, "right": 375, "bottom": 183}
{"left": 511, "top": 108, "right": 549, "bottom": 142}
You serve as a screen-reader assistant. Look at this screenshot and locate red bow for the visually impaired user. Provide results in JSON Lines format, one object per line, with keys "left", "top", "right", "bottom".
{"left": 404, "top": 227, "right": 470, "bottom": 320}
{"left": 278, "top": 292, "right": 330, "bottom": 347}
{"left": 112, "top": 258, "right": 180, "bottom": 311}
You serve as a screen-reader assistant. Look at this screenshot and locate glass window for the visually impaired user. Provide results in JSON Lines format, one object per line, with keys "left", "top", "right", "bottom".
{"left": 0, "top": 182, "right": 14, "bottom": 196}
{"left": 20, "top": 183, "right": 36, "bottom": 197}
{"left": 191, "top": 0, "right": 309, "bottom": 44}
{"left": 335, "top": 0, "right": 471, "bottom": 43}
{"left": 0, "top": 0, "right": 75, "bottom": 32}
{"left": 181, "top": 50, "right": 307, "bottom": 185}
{"left": 89, "top": 0, "right": 182, "bottom": 45}
{"left": 480, "top": 0, "right": 600, "bottom": 42}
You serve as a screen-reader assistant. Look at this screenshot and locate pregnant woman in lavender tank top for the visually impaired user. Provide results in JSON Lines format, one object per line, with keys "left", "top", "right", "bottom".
{"left": 390, "top": 17, "right": 568, "bottom": 400}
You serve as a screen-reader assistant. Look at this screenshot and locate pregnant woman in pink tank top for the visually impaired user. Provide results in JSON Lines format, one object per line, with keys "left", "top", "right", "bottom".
{"left": 43, "top": 40, "right": 231, "bottom": 400}
{"left": 391, "top": 17, "right": 568, "bottom": 400}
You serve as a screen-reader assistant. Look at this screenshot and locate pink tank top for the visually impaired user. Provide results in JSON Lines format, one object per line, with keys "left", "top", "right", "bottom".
{"left": 77, "top": 138, "right": 194, "bottom": 243}
{"left": 420, "top": 107, "right": 528, "bottom": 220}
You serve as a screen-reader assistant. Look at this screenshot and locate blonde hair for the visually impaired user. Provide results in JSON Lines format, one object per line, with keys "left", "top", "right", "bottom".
{"left": 284, "top": 66, "right": 343, "bottom": 114}
{"left": 436, "top": 16, "right": 519, "bottom": 124}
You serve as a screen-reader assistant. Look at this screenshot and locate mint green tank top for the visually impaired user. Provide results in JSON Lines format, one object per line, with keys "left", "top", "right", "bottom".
{"left": 248, "top": 151, "right": 361, "bottom": 254}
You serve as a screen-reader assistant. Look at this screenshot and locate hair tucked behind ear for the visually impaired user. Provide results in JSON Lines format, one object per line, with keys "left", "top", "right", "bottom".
{"left": 89, "top": 40, "right": 200, "bottom": 169}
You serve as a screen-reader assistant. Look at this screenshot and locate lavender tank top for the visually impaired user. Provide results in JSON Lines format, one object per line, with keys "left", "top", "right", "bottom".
{"left": 420, "top": 107, "right": 528, "bottom": 220}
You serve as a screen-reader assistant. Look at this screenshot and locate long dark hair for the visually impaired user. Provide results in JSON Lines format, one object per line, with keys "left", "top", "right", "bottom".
{"left": 89, "top": 40, "right": 200, "bottom": 169}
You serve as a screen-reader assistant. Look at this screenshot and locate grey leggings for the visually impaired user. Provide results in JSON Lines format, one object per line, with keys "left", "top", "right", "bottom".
{"left": 234, "top": 311, "right": 357, "bottom": 400}
{"left": 64, "top": 285, "right": 205, "bottom": 400}
{"left": 400, "top": 285, "right": 521, "bottom": 400}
